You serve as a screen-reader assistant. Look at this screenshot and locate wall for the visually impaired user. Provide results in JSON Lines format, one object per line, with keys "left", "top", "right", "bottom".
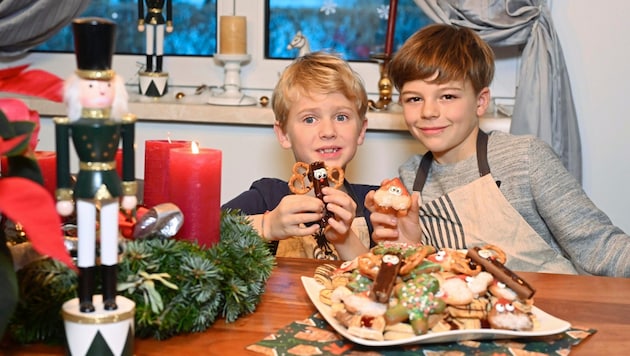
{"left": 551, "top": 0, "right": 630, "bottom": 233}
{"left": 35, "top": 118, "right": 425, "bottom": 205}
{"left": 5, "top": 0, "right": 630, "bottom": 233}
{"left": 30, "top": 102, "right": 502, "bottom": 208}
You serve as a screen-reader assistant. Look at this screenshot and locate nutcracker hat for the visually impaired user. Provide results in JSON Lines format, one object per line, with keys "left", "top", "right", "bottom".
{"left": 72, "top": 17, "right": 116, "bottom": 80}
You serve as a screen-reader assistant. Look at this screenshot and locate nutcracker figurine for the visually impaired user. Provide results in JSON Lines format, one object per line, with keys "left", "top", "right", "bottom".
{"left": 137, "top": 0, "right": 172, "bottom": 97}
{"left": 55, "top": 18, "right": 137, "bottom": 313}
{"left": 138, "top": 0, "right": 173, "bottom": 73}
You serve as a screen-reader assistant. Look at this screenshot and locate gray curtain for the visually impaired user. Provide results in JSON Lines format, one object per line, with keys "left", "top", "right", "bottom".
{"left": 414, "top": 0, "right": 582, "bottom": 182}
{"left": 0, "top": 0, "right": 90, "bottom": 58}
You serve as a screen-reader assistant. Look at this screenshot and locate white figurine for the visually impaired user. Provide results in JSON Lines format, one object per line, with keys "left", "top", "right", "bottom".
{"left": 287, "top": 31, "right": 311, "bottom": 57}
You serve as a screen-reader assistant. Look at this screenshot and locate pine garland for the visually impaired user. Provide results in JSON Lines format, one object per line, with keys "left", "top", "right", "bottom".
{"left": 9, "top": 258, "right": 76, "bottom": 344}
{"left": 7, "top": 209, "right": 275, "bottom": 344}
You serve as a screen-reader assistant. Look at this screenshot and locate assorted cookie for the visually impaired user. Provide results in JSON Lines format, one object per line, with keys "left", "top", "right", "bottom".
{"left": 313, "top": 242, "right": 537, "bottom": 341}
{"left": 373, "top": 177, "right": 411, "bottom": 215}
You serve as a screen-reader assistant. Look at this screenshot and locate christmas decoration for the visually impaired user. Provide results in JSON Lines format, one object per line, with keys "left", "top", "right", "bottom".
{"left": 5, "top": 209, "right": 275, "bottom": 344}
{"left": 0, "top": 65, "right": 64, "bottom": 102}
{"left": 0, "top": 99, "right": 74, "bottom": 339}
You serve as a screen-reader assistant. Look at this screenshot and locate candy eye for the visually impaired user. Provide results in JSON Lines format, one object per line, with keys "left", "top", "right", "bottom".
{"left": 382, "top": 254, "right": 400, "bottom": 264}
{"left": 313, "top": 168, "right": 327, "bottom": 180}
{"left": 388, "top": 186, "right": 402, "bottom": 196}
{"left": 505, "top": 303, "right": 515, "bottom": 312}
{"left": 495, "top": 304, "right": 506, "bottom": 313}
{"left": 435, "top": 250, "right": 446, "bottom": 261}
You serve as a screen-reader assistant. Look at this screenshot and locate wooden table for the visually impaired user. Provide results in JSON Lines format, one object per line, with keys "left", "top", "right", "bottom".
{"left": 4, "top": 257, "right": 630, "bottom": 355}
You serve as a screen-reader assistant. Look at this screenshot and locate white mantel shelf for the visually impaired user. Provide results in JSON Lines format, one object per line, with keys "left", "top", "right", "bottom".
{"left": 3, "top": 90, "right": 511, "bottom": 133}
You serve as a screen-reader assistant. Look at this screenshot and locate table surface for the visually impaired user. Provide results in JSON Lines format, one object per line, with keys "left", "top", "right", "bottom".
{"left": 4, "top": 257, "right": 630, "bottom": 355}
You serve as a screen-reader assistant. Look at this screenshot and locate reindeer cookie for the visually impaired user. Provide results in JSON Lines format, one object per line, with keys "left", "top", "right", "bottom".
{"left": 288, "top": 161, "right": 344, "bottom": 227}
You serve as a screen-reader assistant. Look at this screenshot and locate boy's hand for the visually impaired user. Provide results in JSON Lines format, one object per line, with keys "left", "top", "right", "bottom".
{"left": 267, "top": 194, "right": 323, "bottom": 240}
{"left": 366, "top": 190, "right": 422, "bottom": 245}
{"left": 321, "top": 186, "right": 356, "bottom": 242}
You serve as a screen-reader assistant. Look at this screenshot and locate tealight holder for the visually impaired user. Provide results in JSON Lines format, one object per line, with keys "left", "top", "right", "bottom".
{"left": 207, "top": 53, "right": 257, "bottom": 106}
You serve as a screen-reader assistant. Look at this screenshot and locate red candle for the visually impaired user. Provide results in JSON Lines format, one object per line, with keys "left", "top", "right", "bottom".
{"left": 35, "top": 151, "right": 57, "bottom": 198}
{"left": 168, "top": 144, "right": 222, "bottom": 248}
{"left": 1, "top": 151, "right": 56, "bottom": 198}
{"left": 384, "top": 0, "right": 398, "bottom": 57}
{"left": 0, "top": 157, "right": 7, "bottom": 176}
{"left": 115, "top": 148, "right": 123, "bottom": 179}
{"left": 143, "top": 139, "right": 190, "bottom": 207}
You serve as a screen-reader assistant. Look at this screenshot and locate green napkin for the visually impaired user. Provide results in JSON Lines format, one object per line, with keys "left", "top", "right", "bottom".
{"left": 248, "top": 313, "right": 595, "bottom": 355}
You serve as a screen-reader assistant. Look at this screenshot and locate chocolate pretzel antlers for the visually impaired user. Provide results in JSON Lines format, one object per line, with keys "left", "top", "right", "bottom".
{"left": 467, "top": 246, "right": 536, "bottom": 300}
{"left": 288, "top": 161, "right": 344, "bottom": 227}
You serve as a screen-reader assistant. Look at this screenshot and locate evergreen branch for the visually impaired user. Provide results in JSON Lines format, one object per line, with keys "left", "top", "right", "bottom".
{"left": 8, "top": 208, "right": 275, "bottom": 343}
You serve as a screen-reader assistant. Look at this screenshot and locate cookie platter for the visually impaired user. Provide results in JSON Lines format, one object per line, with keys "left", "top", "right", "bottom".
{"left": 302, "top": 276, "right": 571, "bottom": 346}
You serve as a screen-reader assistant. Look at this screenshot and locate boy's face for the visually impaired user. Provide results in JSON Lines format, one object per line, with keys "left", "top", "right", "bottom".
{"left": 274, "top": 91, "right": 367, "bottom": 170}
{"left": 399, "top": 76, "right": 490, "bottom": 164}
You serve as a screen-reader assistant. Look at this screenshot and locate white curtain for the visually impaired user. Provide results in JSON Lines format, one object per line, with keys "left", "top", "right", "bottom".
{"left": 414, "top": 0, "right": 582, "bottom": 182}
{"left": 0, "top": 0, "right": 90, "bottom": 58}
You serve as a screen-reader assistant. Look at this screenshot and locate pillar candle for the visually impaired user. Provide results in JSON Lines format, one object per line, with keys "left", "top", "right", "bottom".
{"left": 168, "top": 144, "right": 222, "bottom": 248}
{"left": 0, "top": 157, "right": 7, "bottom": 176}
{"left": 219, "top": 16, "right": 247, "bottom": 54}
{"left": 35, "top": 151, "right": 57, "bottom": 198}
{"left": 115, "top": 148, "right": 123, "bottom": 179}
{"left": 384, "top": 0, "right": 398, "bottom": 57}
{"left": 143, "top": 139, "right": 190, "bottom": 208}
{"left": 1, "top": 152, "right": 57, "bottom": 198}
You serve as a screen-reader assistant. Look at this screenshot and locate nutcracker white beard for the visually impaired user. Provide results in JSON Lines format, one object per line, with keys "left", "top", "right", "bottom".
{"left": 64, "top": 74, "right": 128, "bottom": 121}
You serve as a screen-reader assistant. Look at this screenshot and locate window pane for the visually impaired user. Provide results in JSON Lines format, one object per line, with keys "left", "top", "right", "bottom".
{"left": 266, "top": 0, "right": 432, "bottom": 61}
{"left": 34, "top": 0, "right": 217, "bottom": 56}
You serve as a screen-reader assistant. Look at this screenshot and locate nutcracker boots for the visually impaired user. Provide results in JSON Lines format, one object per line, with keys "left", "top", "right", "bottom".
{"left": 145, "top": 55, "right": 153, "bottom": 72}
{"left": 102, "top": 264, "right": 118, "bottom": 311}
{"left": 156, "top": 55, "right": 163, "bottom": 73}
{"left": 78, "top": 266, "right": 96, "bottom": 313}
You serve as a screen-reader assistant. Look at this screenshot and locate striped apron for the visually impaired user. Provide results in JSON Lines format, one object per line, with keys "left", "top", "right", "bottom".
{"left": 413, "top": 131, "right": 577, "bottom": 274}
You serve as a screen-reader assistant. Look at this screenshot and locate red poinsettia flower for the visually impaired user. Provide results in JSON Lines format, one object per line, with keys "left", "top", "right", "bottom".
{"left": 0, "top": 64, "right": 63, "bottom": 103}
{"left": 0, "top": 97, "right": 41, "bottom": 151}
{"left": 0, "top": 99, "right": 75, "bottom": 270}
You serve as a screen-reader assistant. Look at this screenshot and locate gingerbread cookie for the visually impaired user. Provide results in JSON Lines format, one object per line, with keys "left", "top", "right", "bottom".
{"left": 373, "top": 177, "right": 411, "bottom": 215}
{"left": 288, "top": 161, "right": 344, "bottom": 228}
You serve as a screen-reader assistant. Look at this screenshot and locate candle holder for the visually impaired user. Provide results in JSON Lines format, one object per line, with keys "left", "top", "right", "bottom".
{"left": 207, "top": 53, "right": 257, "bottom": 106}
{"left": 368, "top": 54, "right": 393, "bottom": 112}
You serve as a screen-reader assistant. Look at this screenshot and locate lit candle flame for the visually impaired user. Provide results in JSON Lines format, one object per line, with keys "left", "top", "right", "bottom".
{"left": 191, "top": 141, "right": 200, "bottom": 154}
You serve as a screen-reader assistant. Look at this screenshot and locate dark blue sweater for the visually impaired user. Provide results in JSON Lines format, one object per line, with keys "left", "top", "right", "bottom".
{"left": 222, "top": 178, "right": 377, "bottom": 253}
